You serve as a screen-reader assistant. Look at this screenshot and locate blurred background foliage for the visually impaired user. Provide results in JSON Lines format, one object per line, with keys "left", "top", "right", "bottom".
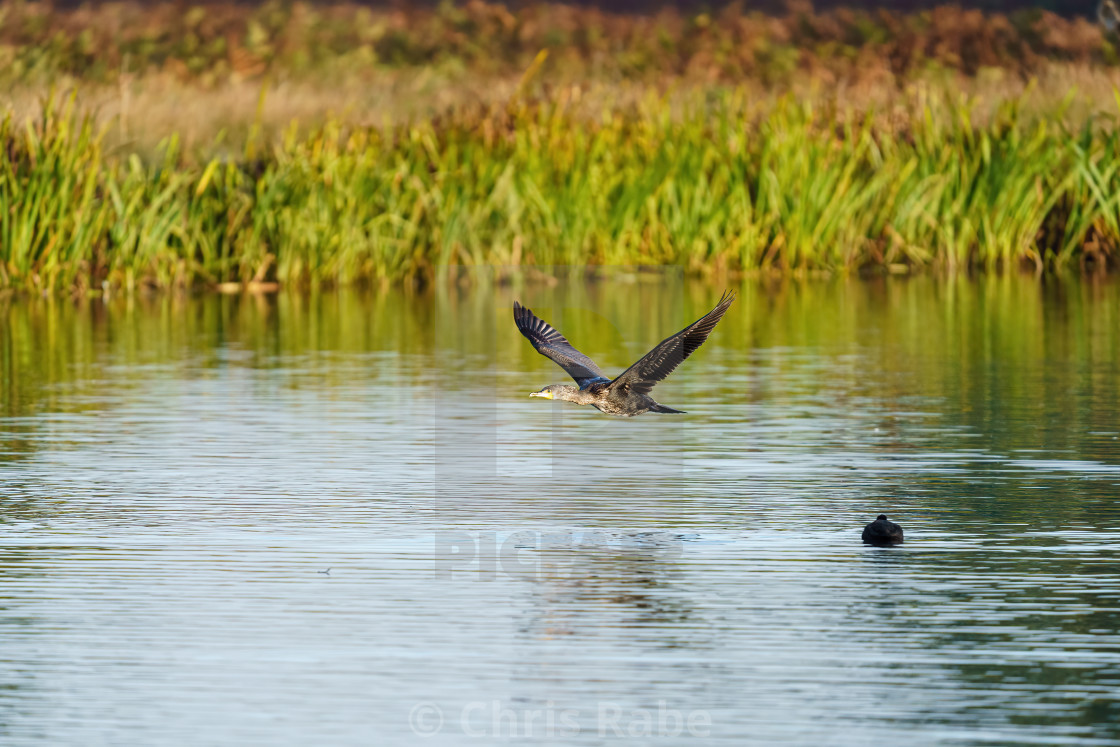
{"left": 0, "top": 1, "right": 1109, "bottom": 88}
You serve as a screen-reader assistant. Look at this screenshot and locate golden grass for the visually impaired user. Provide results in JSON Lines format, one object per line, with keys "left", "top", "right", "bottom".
{"left": 3, "top": 61, "right": 1120, "bottom": 154}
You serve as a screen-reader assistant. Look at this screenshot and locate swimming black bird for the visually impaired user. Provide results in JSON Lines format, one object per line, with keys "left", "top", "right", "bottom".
{"left": 513, "top": 291, "right": 735, "bottom": 417}
{"left": 862, "top": 515, "right": 904, "bottom": 546}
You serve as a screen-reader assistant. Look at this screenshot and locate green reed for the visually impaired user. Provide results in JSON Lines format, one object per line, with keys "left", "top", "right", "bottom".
{"left": 1, "top": 89, "right": 1119, "bottom": 294}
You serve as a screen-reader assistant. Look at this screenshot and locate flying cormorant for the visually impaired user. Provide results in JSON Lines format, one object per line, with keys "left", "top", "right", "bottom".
{"left": 513, "top": 291, "right": 735, "bottom": 416}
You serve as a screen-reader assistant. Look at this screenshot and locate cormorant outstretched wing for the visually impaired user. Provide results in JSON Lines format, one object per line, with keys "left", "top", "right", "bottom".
{"left": 514, "top": 302, "right": 609, "bottom": 388}
{"left": 608, "top": 290, "right": 735, "bottom": 396}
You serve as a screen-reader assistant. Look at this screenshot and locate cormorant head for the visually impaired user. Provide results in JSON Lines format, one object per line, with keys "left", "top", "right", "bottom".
{"left": 876, "top": 514, "right": 888, "bottom": 521}
{"left": 529, "top": 385, "right": 559, "bottom": 400}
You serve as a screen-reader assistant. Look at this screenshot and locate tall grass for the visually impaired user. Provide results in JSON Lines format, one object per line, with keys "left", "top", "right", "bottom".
{"left": 2, "top": 89, "right": 1119, "bottom": 294}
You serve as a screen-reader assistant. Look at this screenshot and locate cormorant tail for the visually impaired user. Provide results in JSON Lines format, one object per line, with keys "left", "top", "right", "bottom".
{"left": 650, "top": 404, "right": 685, "bottom": 414}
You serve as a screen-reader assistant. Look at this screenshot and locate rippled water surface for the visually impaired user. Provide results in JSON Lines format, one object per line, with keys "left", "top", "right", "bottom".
{"left": 2, "top": 274, "right": 1120, "bottom": 745}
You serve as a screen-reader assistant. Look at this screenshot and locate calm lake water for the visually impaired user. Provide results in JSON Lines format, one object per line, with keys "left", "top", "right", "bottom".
{"left": 2, "top": 272, "right": 1119, "bottom": 745}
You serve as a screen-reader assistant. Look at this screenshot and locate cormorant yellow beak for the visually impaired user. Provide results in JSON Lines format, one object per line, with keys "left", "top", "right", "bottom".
{"left": 529, "top": 390, "right": 553, "bottom": 399}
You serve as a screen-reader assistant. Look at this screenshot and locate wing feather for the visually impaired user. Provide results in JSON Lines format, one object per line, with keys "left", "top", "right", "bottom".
{"left": 608, "top": 291, "right": 735, "bottom": 396}
{"left": 513, "top": 302, "right": 608, "bottom": 387}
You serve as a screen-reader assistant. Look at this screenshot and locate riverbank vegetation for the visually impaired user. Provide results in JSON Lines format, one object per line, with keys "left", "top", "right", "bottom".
{"left": 1, "top": 2, "right": 1118, "bottom": 292}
